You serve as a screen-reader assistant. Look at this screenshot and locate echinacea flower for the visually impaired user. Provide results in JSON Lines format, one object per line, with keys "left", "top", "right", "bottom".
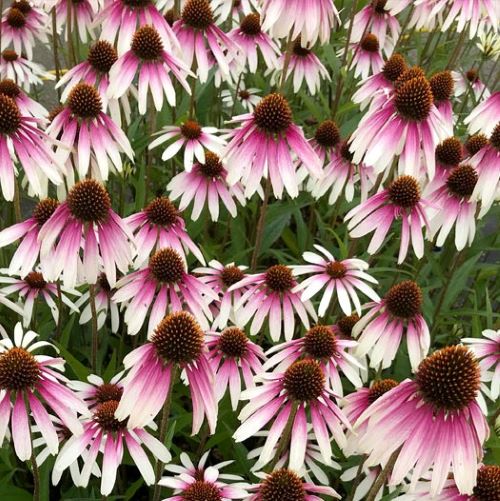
{"left": 115, "top": 311, "right": 218, "bottom": 433}
{"left": 149, "top": 119, "right": 225, "bottom": 171}
{"left": 246, "top": 468, "right": 340, "bottom": 499}
{"left": 0, "top": 49, "right": 54, "bottom": 93}
{"left": 352, "top": 346, "right": 489, "bottom": 496}
{"left": 126, "top": 196, "right": 205, "bottom": 266}
{"left": 39, "top": 179, "right": 134, "bottom": 288}
{"left": 462, "top": 329, "right": 500, "bottom": 400}
{"left": 264, "top": 324, "right": 364, "bottom": 396}
{"left": 53, "top": 381, "right": 171, "bottom": 495}
{"left": 69, "top": 372, "right": 125, "bottom": 410}
{"left": 0, "top": 323, "right": 89, "bottom": 461}
{"left": 427, "top": 70, "right": 455, "bottom": 135}
{"left": 234, "top": 359, "right": 349, "bottom": 470}
{"left": 292, "top": 245, "right": 379, "bottom": 317}
{"left": 229, "top": 13, "right": 280, "bottom": 72}
{"left": 427, "top": 164, "right": 479, "bottom": 250}
{"left": 224, "top": 93, "right": 322, "bottom": 199}
{"left": 192, "top": 260, "right": 250, "bottom": 329}
{"left": 260, "top": 0, "right": 340, "bottom": 46}
{"left": 307, "top": 119, "right": 341, "bottom": 166}
{"left": 453, "top": 69, "right": 490, "bottom": 100}
{"left": 221, "top": 85, "right": 261, "bottom": 112}
{"left": 0, "top": 78, "right": 47, "bottom": 118}
{"left": 159, "top": 451, "right": 251, "bottom": 500}
{"left": 107, "top": 25, "right": 192, "bottom": 115}
{"left": 230, "top": 264, "right": 317, "bottom": 342}
{"left": 464, "top": 133, "right": 488, "bottom": 159}
{"left": 464, "top": 91, "right": 500, "bottom": 136}
{"left": 206, "top": 326, "right": 265, "bottom": 409}
{"left": 348, "top": 34, "right": 385, "bottom": 80}
{"left": 46, "top": 83, "right": 134, "bottom": 180}
{"left": 426, "top": 136, "right": 464, "bottom": 193}
{"left": 0, "top": 270, "right": 80, "bottom": 328}
{"left": 353, "top": 280, "right": 430, "bottom": 371}
{"left": 345, "top": 175, "right": 431, "bottom": 263}
{"left": 350, "top": 71, "right": 449, "bottom": 178}
{"left": 173, "top": 0, "right": 239, "bottom": 83}
{"left": 0, "top": 93, "right": 61, "bottom": 200}
{"left": 0, "top": 198, "right": 58, "bottom": 277}
{"left": 167, "top": 151, "right": 246, "bottom": 221}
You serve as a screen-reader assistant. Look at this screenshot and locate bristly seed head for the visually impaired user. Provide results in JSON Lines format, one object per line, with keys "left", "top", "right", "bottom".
{"left": 182, "top": 480, "right": 222, "bottom": 501}
{"left": 240, "top": 13, "right": 261, "bottom": 36}
{"left": 337, "top": 314, "right": 360, "bottom": 337}
{"left": 435, "top": 137, "right": 463, "bottom": 166}
{"left": 265, "top": 264, "right": 294, "bottom": 293}
{"left": 131, "top": 25, "right": 164, "bottom": 60}
{"left": 220, "top": 265, "right": 244, "bottom": 288}
{"left": 67, "top": 179, "right": 111, "bottom": 223}
{"left": 0, "top": 94, "right": 21, "bottom": 135}
{"left": 94, "top": 400, "right": 127, "bottom": 432}
{"left": 446, "top": 164, "right": 478, "bottom": 199}
{"left": 47, "top": 105, "right": 65, "bottom": 123}
{"left": 7, "top": 7, "right": 26, "bottom": 28}
{"left": 11, "top": 1, "right": 31, "bottom": 14}
{"left": 304, "top": 325, "right": 337, "bottom": 359}
{"left": 416, "top": 345, "right": 480, "bottom": 412}
{"left": 145, "top": 196, "right": 180, "bottom": 227}
{"left": 465, "top": 69, "right": 478, "bottom": 82}
{"left": 253, "top": 93, "right": 292, "bottom": 134}
{"left": 490, "top": 122, "right": 500, "bottom": 151}
{"left": 2, "top": 49, "right": 18, "bottom": 62}
{"left": 98, "top": 273, "right": 112, "bottom": 292}
{"left": 473, "top": 465, "right": 500, "bottom": 501}
{"left": 368, "top": 379, "right": 398, "bottom": 403}
{"left": 465, "top": 134, "right": 488, "bottom": 156}
{"left": 0, "top": 347, "right": 40, "bottom": 390}
{"left": 182, "top": 0, "right": 214, "bottom": 30}
{"left": 152, "top": 311, "right": 204, "bottom": 364}
{"left": 385, "top": 280, "right": 423, "bottom": 319}
{"left": 382, "top": 53, "right": 407, "bottom": 82}
{"left": 325, "top": 261, "right": 347, "bottom": 279}
{"left": 0, "top": 79, "right": 20, "bottom": 98}
{"left": 164, "top": 8, "right": 178, "bottom": 26}
{"left": 292, "top": 38, "right": 310, "bottom": 57}
{"left": 33, "top": 198, "right": 59, "bottom": 227}
{"left": 394, "top": 76, "right": 433, "bottom": 121}
{"left": 259, "top": 469, "right": 306, "bottom": 501}
{"left": 373, "top": 0, "right": 387, "bottom": 14}
{"left": 340, "top": 140, "right": 354, "bottom": 162}
{"left": 360, "top": 33, "right": 379, "bottom": 52}
{"left": 149, "top": 247, "right": 185, "bottom": 284}
{"left": 95, "top": 383, "right": 123, "bottom": 404}
{"left": 199, "top": 152, "right": 224, "bottom": 178}
{"left": 218, "top": 327, "right": 248, "bottom": 358}
{"left": 181, "top": 119, "right": 202, "bottom": 139}
{"left": 395, "top": 66, "right": 426, "bottom": 88}
{"left": 284, "top": 359, "right": 325, "bottom": 402}
{"left": 314, "top": 120, "right": 340, "bottom": 148}
{"left": 25, "top": 271, "right": 47, "bottom": 290}
{"left": 87, "top": 40, "right": 118, "bottom": 73}
{"left": 67, "top": 83, "right": 102, "bottom": 119}
{"left": 388, "top": 175, "right": 421, "bottom": 208}
{"left": 429, "top": 70, "right": 454, "bottom": 102}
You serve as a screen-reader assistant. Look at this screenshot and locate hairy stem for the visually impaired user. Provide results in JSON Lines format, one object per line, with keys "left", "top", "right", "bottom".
{"left": 365, "top": 448, "right": 400, "bottom": 501}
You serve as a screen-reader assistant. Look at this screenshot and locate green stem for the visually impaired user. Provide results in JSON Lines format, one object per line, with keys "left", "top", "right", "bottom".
{"left": 347, "top": 455, "right": 368, "bottom": 501}
{"left": 278, "top": 35, "right": 294, "bottom": 93}
{"left": 266, "top": 402, "right": 299, "bottom": 472}
{"left": 250, "top": 178, "right": 271, "bottom": 271}
{"left": 365, "top": 448, "right": 401, "bottom": 501}
{"left": 445, "top": 28, "right": 467, "bottom": 70}
{"left": 51, "top": 9, "right": 62, "bottom": 96}
{"left": 89, "top": 284, "right": 99, "bottom": 373}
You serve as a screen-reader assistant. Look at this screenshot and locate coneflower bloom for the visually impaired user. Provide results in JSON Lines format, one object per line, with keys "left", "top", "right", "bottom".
{"left": 264, "top": 324, "right": 364, "bottom": 396}
{"left": 427, "top": 164, "right": 479, "bottom": 250}
{"left": 0, "top": 93, "right": 61, "bottom": 200}
{"left": 192, "top": 261, "right": 250, "bottom": 329}
{"left": 307, "top": 120, "right": 341, "bottom": 167}
{"left": 463, "top": 329, "right": 500, "bottom": 400}
{"left": 221, "top": 85, "right": 261, "bottom": 112}
{"left": 46, "top": 83, "right": 134, "bottom": 180}
{"left": 353, "top": 346, "right": 489, "bottom": 496}
{"left": 0, "top": 198, "right": 58, "bottom": 277}
{"left": 167, "top": 151, "right": 246, "bottom": 221}
{"left": 351, "top": 0, "right": 400, "bottom": 55}
{"left": 353, "top": 280, "right": 430, "bottom": 371}
{"left": 468, "top": 122, "right": 500, "bottom": 217}
{"left": 348, "top": 34, "right": 385, "bottom": 80}
{"left": 0, "top": 78, "right": 47, "bottom": 118}
{"left": 113, "top": 247, "right": 218, "bottom": 334}
{"left": 107, "top": 25, "right": 192, "bottom": 115}
{"left": 275, "top": 39, "right": 330, "bottom": 95}
{"left": 429, "top": 70, "right": 455, "bottom": 135}
{"left": 0, "top": 49, "right": 54, "bottom": 93}
{"left": 0, "top": 270, "right": 79, "bottom": 327}
{"left": 464, "top": 91, "right": 500, "bottom": 136}
{"left": 260, "top": 0, "right": 340, "bottom": 46}
{"left": 149, "top": 119, "right": 225, "bottom": 171}
{"left": 39, "top": 179, "right": 134, "bottom": 288}
{"left": 230, "top": 264, "right": 317, "bottom": 342}
{"left": 350, "top": 72, "right": 449, "bottom": 178}
{"left": 55, "top": 0, "right": 97, "bottom": 43}
{"left": 224, "top": 93, "right": 322, "bottom": 199}
{"left": 0, "top": 323, "right": 89, "bottom": 461}
{"left": 125, "top": 196, "right": 205, "bottom": 266}
{"left": 75, "top": 273, "right": 120, "bottom": 333}
{"left": 173, "top": 0, "right": 239, "bottom": 83}
{"left": 426, "top": 136, "right": 464, "bottom": 193}
{"left": 53, "top": 383, "right": 171, "bottom": 495}
{"left": 96, "top": 0, "right": 180, "bottom": 55}
{"left": 206, "top": 326, "right": 265, "bottom": 409}
{"left": 345, "top": 175, "right": 430, "bottom": 263}
{"left": 464, "top": 133, "right": 489, "bottom": 159}
{"left": 291, "top": 245, "right": 379, "bottom": 317}
{"left": 115, "top": 311, "right": 218, "bottom": 432}
{"left": 229, "top": 13, "right": 280, "bottom": 72}
{"left": 234, "top": 359, "right": 349, "bottom": 471}
{"left": 68, "top": 372, "right": 125, "bottom": 410}
{"left": 453, "top": 69, "right": 490, "bottom": 100}
{"left": 159, "top": 451, "right": 251, "bottom": 500}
